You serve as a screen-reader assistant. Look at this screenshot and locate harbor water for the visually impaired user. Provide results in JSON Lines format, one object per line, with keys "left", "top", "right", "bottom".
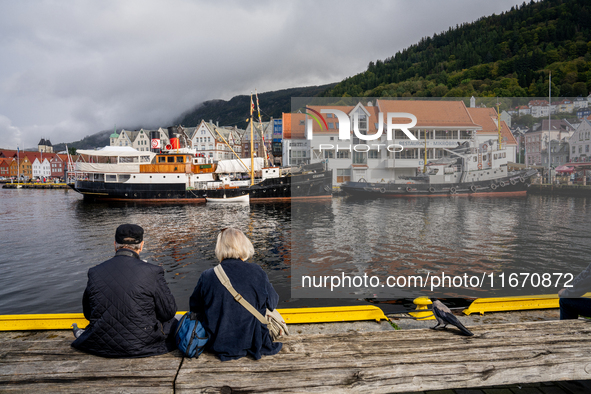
{"left": 1, "top": 187, "right": 591, "bottom": 314}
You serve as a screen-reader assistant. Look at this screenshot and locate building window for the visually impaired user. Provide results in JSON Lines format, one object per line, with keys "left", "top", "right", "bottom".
{"left": 336, "top": 168, "right": 351, "bottom": 183}
{"left": 327, "top": 113, "right": 333, "bottom": 118}
{"left": 573, "top": 146, "right": 576, "bottom": 154}
{"left": 290, "top": 150, "right": 308, "bottom": 165}
{"left": 368, "top": 150, "right": 379, "bottom": 159}
{"left": 324, "top": 150, "right": 334, "bottom": 159}
{"left": 328, "top": 123, "right": 334, "bottom": 129}
{"left": 587, "top": 145, "right": 590, "bottom": 153}
{"left": 352, "top": 151, "right": 366, "bottom": 164}
{"left": 337, "top": 151, "right": 350, "bottom": 159}
{"left": 396, "top": 148, "right": 419, "bottom": 159}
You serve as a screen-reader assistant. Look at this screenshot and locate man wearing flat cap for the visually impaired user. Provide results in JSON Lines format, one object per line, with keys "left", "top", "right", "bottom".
{"left": 72, "top": 224, "right": 178, "bottom": 358}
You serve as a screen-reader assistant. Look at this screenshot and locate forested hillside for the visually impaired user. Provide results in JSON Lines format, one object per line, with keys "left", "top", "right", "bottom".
{"left": 324, "top": 0, "right": 591, "bottom": 98}
{"left": 176, "top": 84, "right": 335, "bottom": 128}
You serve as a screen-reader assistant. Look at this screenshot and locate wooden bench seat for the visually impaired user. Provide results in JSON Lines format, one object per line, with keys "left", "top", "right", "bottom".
{"left": 2, "top": 320, "right": 590, "bottom": 393}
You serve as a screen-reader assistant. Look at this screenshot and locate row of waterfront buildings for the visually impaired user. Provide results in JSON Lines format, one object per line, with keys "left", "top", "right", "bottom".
{"left": 4, "top": 98, "right": 591, "bottom": 186}
{"left": 0, "top": 143, "right": 75, "bottom": 180}
{"left": 506, "top": 97, "right": 591, "bottom": 119}
{"left": 513, "top": 117, "right": 591, "bottom": 168}
{"left": 108, "top": 99, "right": 519, "bottom": 185}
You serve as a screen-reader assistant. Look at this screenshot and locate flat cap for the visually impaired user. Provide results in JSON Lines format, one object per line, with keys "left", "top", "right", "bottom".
{"left": 115, "top": 224, "right": 144, "bottom": 244}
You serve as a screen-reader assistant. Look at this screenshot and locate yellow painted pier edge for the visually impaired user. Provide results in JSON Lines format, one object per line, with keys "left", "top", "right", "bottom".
{"left": 463, "top": 292, "right": 591, "bottom": 315}
{"left": 4, "top": 294, "right": 586, "bottom": 331}
{"left": 0, "top": 305, "right": 389, "bottom": 331}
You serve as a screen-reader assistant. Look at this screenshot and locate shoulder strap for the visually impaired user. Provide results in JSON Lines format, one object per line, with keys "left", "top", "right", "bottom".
{"left": 213, "top": 265, "right": 267, "bottom": 325}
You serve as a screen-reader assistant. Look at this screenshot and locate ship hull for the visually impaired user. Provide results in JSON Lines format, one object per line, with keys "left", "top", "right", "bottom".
{"left": 341, "top": 169, "right": 537, "bottom": 198}
{"left": 71, "top": 170, "right": 332, "bottom": 203}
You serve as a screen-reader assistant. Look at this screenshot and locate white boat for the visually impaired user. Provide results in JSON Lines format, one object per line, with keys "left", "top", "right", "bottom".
{"left": 206, "top": 194, "right": 250, "bottom": 203}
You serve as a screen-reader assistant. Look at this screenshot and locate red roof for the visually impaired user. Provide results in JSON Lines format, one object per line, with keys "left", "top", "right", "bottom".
{"left": 377, "top": 100, "right": 480, "bottom": 129}
{"left": 306, "top": 105, "right": 381, "bottom": 135}
{"left": 467, "top": 108, "right": 517, "bottom": 145}
{"left": 529, "top": 100, "right": 549, "bottom": 107}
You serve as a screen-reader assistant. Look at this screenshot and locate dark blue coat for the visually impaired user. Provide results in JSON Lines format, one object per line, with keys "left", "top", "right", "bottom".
{"left": 72, "top": 249, "right": 177, "bottom": 358}
{"left": 190, "top": 258, "right": 282, "bottom": 361}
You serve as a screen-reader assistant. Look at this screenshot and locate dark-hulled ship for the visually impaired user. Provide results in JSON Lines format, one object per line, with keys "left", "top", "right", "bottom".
{"left": 70, "top": 147, "right": 332, "bottom": 203}
{"left": 341, "top": 140, "right": 537, "bottom": 198}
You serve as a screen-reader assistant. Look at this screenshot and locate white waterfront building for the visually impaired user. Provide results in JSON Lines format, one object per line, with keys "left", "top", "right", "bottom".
{"left": 569, "top": 119, "right": 591, "bottom": 163}
{"left": 32, "top": 157, "right": 51, "bottom": 179}
{"left": 307, "top": 100, "right": 495, "bottom": 185}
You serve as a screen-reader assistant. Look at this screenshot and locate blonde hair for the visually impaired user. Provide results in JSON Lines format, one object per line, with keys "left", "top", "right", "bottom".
{"left": 215, "top": 228, "right": 254, "bottom": 262}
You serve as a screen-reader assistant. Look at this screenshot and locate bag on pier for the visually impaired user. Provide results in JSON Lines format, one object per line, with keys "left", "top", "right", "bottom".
{"left": 175, "top": 312, "right": 209, "bottom": 358}
{"left": 213, "top": 264, "right": 289, "bottom": 341}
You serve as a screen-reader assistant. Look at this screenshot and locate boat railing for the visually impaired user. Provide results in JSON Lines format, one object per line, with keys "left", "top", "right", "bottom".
{"left": 75, "top": 162, "right": 141, "bottom": 173}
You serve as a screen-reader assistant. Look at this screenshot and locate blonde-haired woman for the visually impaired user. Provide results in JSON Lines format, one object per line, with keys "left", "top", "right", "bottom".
{"left": 189, "top": 228, "right": 282, "bottom": 361}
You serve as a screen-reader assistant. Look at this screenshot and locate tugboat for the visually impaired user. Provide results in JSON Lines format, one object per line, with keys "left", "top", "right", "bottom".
{"left": 341, "top": 139, "right": 537, "bottom": 198}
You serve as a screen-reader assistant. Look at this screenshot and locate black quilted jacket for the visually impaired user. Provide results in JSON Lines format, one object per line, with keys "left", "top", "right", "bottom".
{"left": 71, "top": 249, "right": 177, "bottom": 358}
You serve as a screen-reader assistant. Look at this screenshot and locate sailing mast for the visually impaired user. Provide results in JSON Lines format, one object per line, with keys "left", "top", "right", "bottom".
{"left": 16, "top": 146, "right": 20, "bottom": 187}
{"left": 497, "top": 102, "right": 502, "bottom": 150}
{"left": 423, "top": 130, "right": 427, "bottom": 173}
{"left": 250, "top": 93, "right": 255, "bottom": 186}
{"left": 548, "top": 72, "right": 551, "bottom": 184}
{"left": 210, "top": 125, "right": 249, "bottom": 172}
{"left": 255, "top": 90, "right": 269, "bottom": 167}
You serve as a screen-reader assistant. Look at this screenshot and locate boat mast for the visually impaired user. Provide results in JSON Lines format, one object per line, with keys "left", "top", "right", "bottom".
{"left": 423, "top": 129, "right": 427, "bottom": 173}
{"left": 255, "top": 90, "right": 269, "bottom": 168}
{"left": 250, "top": 93, "right": 255, "bottom": 186}
{"left": 17, "top": 146, "right": 20, "bottom": 184}
{"left": 210, "top": 124, "right": 250, "bottom": 172}
{"left": 497, "top": 102, "right": 502, "bottom": 150}
{"left": 548, "top": 72, "right": 551, "bottom": 184}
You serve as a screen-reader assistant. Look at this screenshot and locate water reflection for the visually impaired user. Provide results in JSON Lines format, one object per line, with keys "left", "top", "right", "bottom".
{"left": 69, "top": 199, "right": 293, "bottom": 312}
{"left": 292, "top": 195, "right": 591, "bottom": 298}
{"left": 2, "top": 189, "right": 591, "bottom": 314}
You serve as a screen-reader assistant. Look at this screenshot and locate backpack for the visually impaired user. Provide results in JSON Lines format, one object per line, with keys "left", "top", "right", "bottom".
{"left": 175, "top": 312, "right": 209, "bottom": 358}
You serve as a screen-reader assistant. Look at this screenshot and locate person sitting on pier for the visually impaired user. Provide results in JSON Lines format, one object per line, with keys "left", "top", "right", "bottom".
{"left": 189, "top": 227, "right": 282, "bottom": 361}
{"left": 558, "top": 262, "right": 591, "bottom": 320}
{"left": 71, "top": 224, "right": 178, "bottom": 358}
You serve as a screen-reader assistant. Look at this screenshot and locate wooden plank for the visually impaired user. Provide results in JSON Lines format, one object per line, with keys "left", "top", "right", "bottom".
{"left": 0, "top": 331, "right": 182, "bottom": 393}
{"left": 2, "top": 320, "right": 591, "bottom": 393}
{"left": 175, "top": 320, "right": 591, "bottom": 393}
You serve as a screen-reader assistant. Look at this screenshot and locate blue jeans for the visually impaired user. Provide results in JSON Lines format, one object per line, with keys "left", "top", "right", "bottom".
{"left": 559, "top": 298, "right": 591, "bottom": 320}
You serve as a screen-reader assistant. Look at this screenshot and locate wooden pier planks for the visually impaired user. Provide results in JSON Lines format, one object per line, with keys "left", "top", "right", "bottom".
{"left": 1, "top": 320, "right": 591, "bottom": 393}
{"left": 176, "top": 320, "right": 591, "bottom": 393}
{"left": 0, "top": 330, "right": 182, "bottom": 393}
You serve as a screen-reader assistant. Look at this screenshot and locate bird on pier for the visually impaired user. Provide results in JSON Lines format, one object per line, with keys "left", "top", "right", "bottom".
{"left": 72, "top": 323, "right": 84, "bottom": 339}
{"left": 431, "top": 300, "right": 474, "bottom": 336}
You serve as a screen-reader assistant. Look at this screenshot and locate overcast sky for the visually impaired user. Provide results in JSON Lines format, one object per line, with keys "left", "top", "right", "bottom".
{"left": 0, "top": 0, "right": 522, "bottom": 150}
